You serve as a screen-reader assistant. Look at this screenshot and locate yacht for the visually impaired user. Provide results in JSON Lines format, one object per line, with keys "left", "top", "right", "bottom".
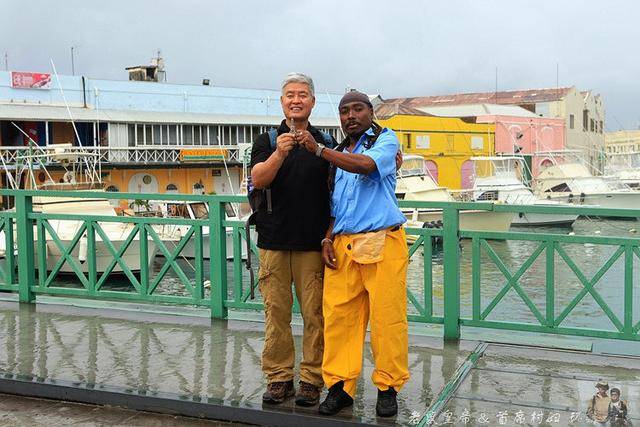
{"left": 152, "top": 200, "right": 255, "bottom": 260}
{"left": 532, "top": 152, "right": 640, "bottom": 213}
{"left": 396, "top": 155, "right": 515, "bottom": 232}
{"left": 471, "top": 156, "right": 579, "bottom": 226}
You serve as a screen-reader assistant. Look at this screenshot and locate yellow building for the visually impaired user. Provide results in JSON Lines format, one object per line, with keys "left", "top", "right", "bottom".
{"left": 376, "top": 107, "right": 495, "bottom": 189}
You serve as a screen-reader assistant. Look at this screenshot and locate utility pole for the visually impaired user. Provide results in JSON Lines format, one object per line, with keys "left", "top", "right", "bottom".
{"left": 71, "top": 46, "right": 76, "bottom": 76}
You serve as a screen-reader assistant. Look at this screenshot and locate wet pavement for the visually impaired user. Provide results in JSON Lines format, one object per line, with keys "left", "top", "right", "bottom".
{"left": 0, "top": 296, "right": 638, "bottom": 426}
{"left": 0, "top": 392, "right": 242, "bottom": 426}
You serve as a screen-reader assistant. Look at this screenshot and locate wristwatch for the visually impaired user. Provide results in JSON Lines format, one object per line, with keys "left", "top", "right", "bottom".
{"left": 315, "top": 143, "right": 326, "bottom": 157}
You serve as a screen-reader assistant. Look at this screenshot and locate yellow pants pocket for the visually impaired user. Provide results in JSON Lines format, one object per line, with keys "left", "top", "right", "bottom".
{"left": 350, "top": 229, "right": 386, "bottom": 264}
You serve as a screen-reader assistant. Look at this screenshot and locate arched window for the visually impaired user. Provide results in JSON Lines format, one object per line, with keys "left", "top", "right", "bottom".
{"left": 460, "top": 160, "right": 474, "bottom": 189}
{"left": 192, "top": 181, "right": 205, "bottom": 195}
{"left": 165, "top": 183, "right": 178, "bottom": 194}
{"left": 105, "top": 185, "right": 120, "bottom": 207}
{"left": 425, "top": 160, "right": 438, "bottom": 183}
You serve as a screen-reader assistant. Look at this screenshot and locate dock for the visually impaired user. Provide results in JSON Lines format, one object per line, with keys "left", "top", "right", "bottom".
{"left": 0, "top": 297, "right": 638, "bottom": 426}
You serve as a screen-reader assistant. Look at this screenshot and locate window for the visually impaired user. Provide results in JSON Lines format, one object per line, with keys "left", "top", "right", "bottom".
{"left": 590, "top": 119, "right": 595, "bottom": 132}
{"left": 128, "top": 124, "right": 135, "bottom": 147}
{"left": 166, "top": 183, "right": 178, "bottom": 193}
{"left": 152, "top": 125, "right": 162, "bottom": 145}
{"left": 569, "top": 114, "right": 575, "bottom": 129}
{"left": 193, "top": 125, "right": 202, "bottom": 145}
{"left": 136, "top": 124, "right": 144, "bottom": 145}
{"left": 446, "top": 134, "right": 454, "bottom": 148}
{"left": 168, "top": 125, "right": 178, "bottom": 145}
{"left": 183, "top": 125, "right": 193, "bottom": 145}
{"left": 599, "top": 120, "right": 603, "bottom": 134}
{"left": 404, "top": 134, "right": 411, "bottom": 149}
{"left": 416, "top": 135, "right": 430, "bottom": 149}
{"left": 471, "top": 137, "right": 484, "bottom": 150}
{"left": 583, "top": 109, "right": 589, "bottom": 131}
{"left": 209, "top": 125, "right": 219, "bottom": 145}
{"left": 144, "top": 124, "right": 152, "bottom": 145}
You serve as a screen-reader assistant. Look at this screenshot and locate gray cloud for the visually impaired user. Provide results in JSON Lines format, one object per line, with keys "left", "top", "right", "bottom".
{"left": 2, "top": 0, "right": 638, "bottom": 129}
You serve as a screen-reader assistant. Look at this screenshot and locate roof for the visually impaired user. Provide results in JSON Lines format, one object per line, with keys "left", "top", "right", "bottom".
{"left": 418, "top": 103, "right": 539, "bottom": 118}
{"left": 0, "top": 103, "right": 340, "bottom": 127}
{"left": 374, "top": 103, "right": 434, "bottom": 119}
{"left": 385, "top": 87, "right": 573, "bottom": 108}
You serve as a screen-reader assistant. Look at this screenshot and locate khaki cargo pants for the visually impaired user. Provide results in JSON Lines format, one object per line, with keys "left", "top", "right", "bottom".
{"left": 259, "top": 249, "right": 324, "bottom": 387}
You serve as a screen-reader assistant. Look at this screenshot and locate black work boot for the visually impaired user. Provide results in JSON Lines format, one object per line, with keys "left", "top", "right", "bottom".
{"left": 295, "top": 381, "right": 320, "bottom": 406}
{"left": 319, "top": 381, "right": 353, "bottom": 415}
{"left": 376, "top": 387, "right": 398, "bottom": 417}
{"left": 262, "top": 380, "right": 295, "bottom": 404}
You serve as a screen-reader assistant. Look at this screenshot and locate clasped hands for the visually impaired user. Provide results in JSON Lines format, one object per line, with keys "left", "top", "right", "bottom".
{"left": 275, "top": 130, "right": 318, "bottom": 158}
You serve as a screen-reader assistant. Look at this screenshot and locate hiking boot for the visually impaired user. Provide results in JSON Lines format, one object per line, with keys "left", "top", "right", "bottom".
{"left": 262, "top": 380, "right": 295, "bottom": 404}
{"left": 295, "top": 381, "right": 320, "bottom": 406}
{"left": 376, "top": 387, "right": 398, "bottom": 417}
{"left": 318, "top": 381, "right": 353, "bottom": 415}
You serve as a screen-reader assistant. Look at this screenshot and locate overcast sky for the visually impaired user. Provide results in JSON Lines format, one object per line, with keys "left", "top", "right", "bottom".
{"left": 2, "top": 0, "right": 639, "bottom": 129}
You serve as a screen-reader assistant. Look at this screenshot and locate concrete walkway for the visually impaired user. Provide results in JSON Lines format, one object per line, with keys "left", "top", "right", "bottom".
{"left": 0, "top": 297, "right": 638, "bottom": 426}
{"left": 0, "top": 393, "right": 241, "bottom": 426}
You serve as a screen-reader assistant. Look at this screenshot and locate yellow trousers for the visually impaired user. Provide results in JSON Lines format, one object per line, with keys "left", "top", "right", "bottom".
{"left": 322, "top": 227, "right": 410, "bottom": 398}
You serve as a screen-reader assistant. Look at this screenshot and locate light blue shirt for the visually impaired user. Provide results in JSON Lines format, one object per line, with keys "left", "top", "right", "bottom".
{"left": 331, "top": 127, "right": 406, "bottom": 235}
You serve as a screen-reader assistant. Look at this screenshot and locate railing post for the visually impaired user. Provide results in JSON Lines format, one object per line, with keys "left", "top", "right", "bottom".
{"left": 15, "top": 193, "right": 35, "bottom": 303}
{"left": 209, "top": 197, "right": 228, "bottom": 319}
{"left": 443, "top": 206, "right": 460, "bottom": 340}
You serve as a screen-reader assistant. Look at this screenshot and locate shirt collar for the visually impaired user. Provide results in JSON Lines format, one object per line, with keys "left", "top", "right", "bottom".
{"left": 354, "top": 126, "right": 386, "bottom": 150}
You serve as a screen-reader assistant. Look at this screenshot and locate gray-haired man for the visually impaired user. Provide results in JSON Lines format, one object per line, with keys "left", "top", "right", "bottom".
{"left": 250, "top": 73, "right": 335, "bottom": 406}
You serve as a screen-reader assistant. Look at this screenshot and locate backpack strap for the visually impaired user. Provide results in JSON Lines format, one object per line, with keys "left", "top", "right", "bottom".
{"left": 268, "top": 128, "right": 278, "bottom": 150}
{"left": 320, "top": 131, "right": 335, "bottom": 148}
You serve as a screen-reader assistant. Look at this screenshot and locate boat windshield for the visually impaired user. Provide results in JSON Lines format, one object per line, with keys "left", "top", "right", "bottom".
{"left": 399, "top": 157, "right": 426, "bottom": 178}
{"left": 189, "top": 202, "right": 209, "bottom": 219}
{"left": 167, "top": 203, "right": 190, "bottom": 218}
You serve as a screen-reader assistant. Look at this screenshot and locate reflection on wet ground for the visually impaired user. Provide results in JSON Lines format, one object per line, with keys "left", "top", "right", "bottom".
{"left": 0, "top": 300, "right": 473, "bottom": 425}
{"left": 0, "top": 299, "right": 638, "bottom": 426}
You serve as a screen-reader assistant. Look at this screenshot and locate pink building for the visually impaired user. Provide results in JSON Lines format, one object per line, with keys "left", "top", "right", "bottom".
{"left": 476, "top": 114, "right": 565, "bottom": 178}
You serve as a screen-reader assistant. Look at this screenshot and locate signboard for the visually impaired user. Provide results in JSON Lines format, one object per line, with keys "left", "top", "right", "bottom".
{"left": 10, "top": 71, "right": 52, "bottom": 89}
{"left": 179, "top": 148, "right": 228, "bottom": 162}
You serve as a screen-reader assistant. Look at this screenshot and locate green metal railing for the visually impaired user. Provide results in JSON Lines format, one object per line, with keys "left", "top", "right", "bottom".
{"left": 0, "top": 189, "right": 639, "bottom": 342}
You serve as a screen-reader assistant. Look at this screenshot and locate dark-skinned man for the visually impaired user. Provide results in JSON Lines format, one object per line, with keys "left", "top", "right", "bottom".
{"left": 250, "top": 73, "right": 333, "bottom": 406}
{"left": 300, "top": 90, "right": 410, "bottom": 417}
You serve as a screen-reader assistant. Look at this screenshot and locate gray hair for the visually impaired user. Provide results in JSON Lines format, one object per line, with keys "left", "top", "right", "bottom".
{"left": 281, "top": 72, "right": 315, "bottom": 96}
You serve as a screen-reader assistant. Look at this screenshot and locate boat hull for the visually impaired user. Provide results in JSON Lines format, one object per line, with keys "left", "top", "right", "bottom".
{"left": 542, "top": 192, "right": 640, "bottom": 216}
{"left": 404, "top": 209, "right": 516, "bottom": 232}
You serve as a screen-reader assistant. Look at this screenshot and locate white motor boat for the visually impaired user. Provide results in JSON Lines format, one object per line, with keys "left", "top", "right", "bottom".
{"left": 604, "top": 151, "right": 640, "bottom": 189}
{"left": 471, "top": 156, "right": 579, "bottom": 226}
{"left": 533, "top": 154, "right": 640, "bottom": 214}
{"left": 152, "top": 200, "right": 255, "bottom": 260}
{"left": 396, "top": 155, "right": 515, "bottom": 232}
{"left": 0, "top": 196, "right": 161, "bottom": 274}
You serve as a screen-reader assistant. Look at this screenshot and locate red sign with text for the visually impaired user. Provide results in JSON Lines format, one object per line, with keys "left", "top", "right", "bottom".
{"left": 10, "top": 71, "right": 52, "bottom": 89}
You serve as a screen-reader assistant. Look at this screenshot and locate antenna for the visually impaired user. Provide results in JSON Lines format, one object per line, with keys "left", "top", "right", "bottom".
{"left": 50, "top": 58, "right": 101, "bottom": 185}
{"left": 3, "top": 52, "right": 7, "bottom": 71}
{"left": 70, "top": 46, "right": 76, "bottom": 76}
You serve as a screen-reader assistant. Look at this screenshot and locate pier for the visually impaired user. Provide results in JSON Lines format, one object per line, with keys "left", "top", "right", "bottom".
{"left": 0, "top": 190, "right": 639, "bottom": 425}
